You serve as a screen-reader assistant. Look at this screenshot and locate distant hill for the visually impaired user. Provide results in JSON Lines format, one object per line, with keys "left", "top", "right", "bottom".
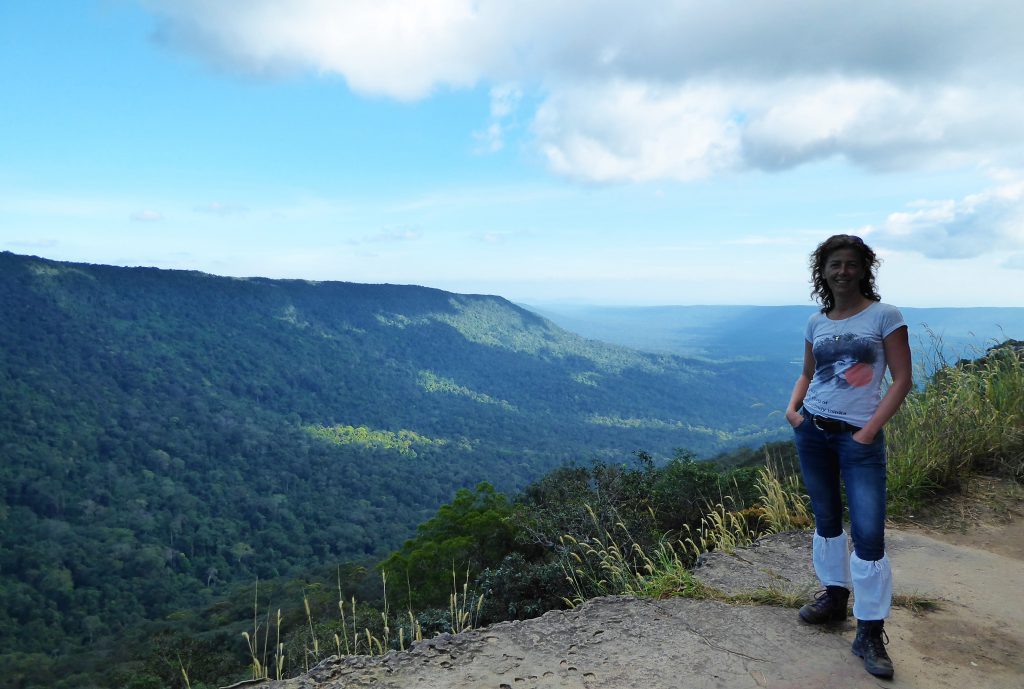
{"left": 0, "top": 252, "right": 787, "bottom": 665}
{"left": 524, "top": 303, "right": 1024, "bottom": 365}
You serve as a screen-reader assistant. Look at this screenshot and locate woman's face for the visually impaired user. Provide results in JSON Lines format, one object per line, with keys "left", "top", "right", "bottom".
{"left": 824, "top": 248, "right": 865, "bottom": 299}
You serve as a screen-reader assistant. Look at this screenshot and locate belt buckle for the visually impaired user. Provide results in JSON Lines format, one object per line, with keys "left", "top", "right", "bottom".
{"left": 812, "top": 415, "right": 838, "bottom": 433}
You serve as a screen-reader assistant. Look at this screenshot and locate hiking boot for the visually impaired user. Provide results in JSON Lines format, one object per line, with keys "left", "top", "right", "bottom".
{"left": 852, "top": 619, "right": 894, "bottom": 679}
{"left": 798, "top": 585, "right": 850, "bottom": 624}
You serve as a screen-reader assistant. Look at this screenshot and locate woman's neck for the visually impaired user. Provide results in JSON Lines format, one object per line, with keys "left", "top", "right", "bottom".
{"left": 829, "top": 294, "right": 871, "bottom": 319}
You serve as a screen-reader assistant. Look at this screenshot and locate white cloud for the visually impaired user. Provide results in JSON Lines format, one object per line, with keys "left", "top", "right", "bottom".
{"left": 489, "top": 84, "right": 521, "bottom": 119}
{"left": 740, "top": 79, "right": 988, "bottom": 171}
{"left": 194, "top": 201, "right": 246, "bottom": 215}
{"left": 472, "top": 84, "right": 523, "bottom": 153}
{"left": 473, "top": 122, "right": 506, "bottom": 154}
{"left": 147, "top": 0, "right": 494, "bottom": 100}
{"left": 535, "top": 75, "right": 1024, "bottom": 182}
{"left": 143, "top": 1, "right": 1024, "bottom": 181}
{"left": 534, "top": 80, "right": 741, "bottom": 182}
{"left": 869, "top": 181, "right": 1024, "bottom": 259}
{"left": 131, "top": 209, "right": 163, "bottom": 222}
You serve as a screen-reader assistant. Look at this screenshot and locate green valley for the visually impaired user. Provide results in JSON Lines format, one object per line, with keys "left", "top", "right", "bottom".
{"left": 0, "top": 251, "right": 787, "bottom": 687}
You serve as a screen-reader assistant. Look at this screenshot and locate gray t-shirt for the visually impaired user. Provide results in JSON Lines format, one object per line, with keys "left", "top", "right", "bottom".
{"left": 802, "top": 302, "right": 906, "bottom": 427}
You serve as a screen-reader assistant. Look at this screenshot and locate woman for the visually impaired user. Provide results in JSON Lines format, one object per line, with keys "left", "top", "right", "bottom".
{"left": 785, "top": 234, "right": 912, "bottom": 679}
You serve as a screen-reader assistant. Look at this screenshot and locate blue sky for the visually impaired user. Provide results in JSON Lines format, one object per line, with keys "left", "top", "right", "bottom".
{"left": 2, "top": 1, "right": 1023, "bottom": 306}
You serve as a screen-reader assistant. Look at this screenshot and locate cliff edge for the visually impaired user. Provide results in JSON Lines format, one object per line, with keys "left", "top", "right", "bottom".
{"left": 258, "top": 497, "right": 1023, "bottom": 689}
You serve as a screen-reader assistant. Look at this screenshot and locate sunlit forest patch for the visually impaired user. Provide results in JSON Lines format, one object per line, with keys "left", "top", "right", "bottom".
{"left": 306, "top": 423, "right": 449, "bottom": 455}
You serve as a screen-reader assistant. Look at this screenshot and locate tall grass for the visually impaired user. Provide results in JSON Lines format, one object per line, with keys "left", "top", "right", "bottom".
{"left": 755, "top": 460, "right": 812, "bottom": 534}
{"left": 235, "top": 565, "right": 481, "bottom": 683}
{"left": 886, "top": 341, "right": 1024, "bottom": 513}
{"left": 241, "top": 579, "right": 276, "bottom": 682}
{"left": 680, "top": 498, "right": 754, "bottom": 558}
{"left": 560, "top": 462, "right": 811, "bottom": 604}
{"left": 558, "top": 505, "right": 657, "bottom": 605}
{"left": 449, "top": 565, "right": 485, "bottom": 634}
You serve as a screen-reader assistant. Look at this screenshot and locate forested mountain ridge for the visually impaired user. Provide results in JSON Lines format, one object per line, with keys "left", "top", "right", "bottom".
{"left": 0, "top": 251, "right": 785, "bottom": 671}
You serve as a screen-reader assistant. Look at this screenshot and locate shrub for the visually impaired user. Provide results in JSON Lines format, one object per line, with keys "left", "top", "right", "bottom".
{"left": 886, "top": 340, "right": 1024, "bottom": 512}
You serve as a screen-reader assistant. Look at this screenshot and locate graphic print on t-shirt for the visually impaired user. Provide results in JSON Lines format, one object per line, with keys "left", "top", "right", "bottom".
{"left": 813, "top": 333, "right": 877, "bottom": 389}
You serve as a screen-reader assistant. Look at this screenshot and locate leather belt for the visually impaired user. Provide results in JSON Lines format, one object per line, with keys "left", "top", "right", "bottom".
{"left": 804, "top": 408, "right": 862, "bottom": 434}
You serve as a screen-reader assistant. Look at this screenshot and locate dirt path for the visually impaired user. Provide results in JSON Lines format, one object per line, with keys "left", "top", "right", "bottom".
{"left": 696, "top": 523, "right": 1024, "bottom": 689}
{"left": 264, "top": 514, "right": 1023, "bottom": 689}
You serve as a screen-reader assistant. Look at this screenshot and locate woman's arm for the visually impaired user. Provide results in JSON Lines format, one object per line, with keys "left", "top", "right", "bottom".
{"left": 785, "top": 340, "right": 815, "bottom": 428}
{"left": 853, "top": 325, "right": 913, "bottom": 444}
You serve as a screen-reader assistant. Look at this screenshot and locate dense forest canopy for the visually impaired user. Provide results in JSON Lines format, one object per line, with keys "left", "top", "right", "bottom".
{"left": 0, "top": 251, "right": 789, "bottom": 685}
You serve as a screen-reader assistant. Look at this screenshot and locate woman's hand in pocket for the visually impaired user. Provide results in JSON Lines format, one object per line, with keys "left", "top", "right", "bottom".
{"left": 852, "top": 428, "right": 877, "bottom": 445}
{"left": 786, "top": 409, "right": 804, "bottom": 429}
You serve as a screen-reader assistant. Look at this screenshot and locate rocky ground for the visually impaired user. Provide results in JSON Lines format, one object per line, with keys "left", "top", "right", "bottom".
{"left": 252, "top": 480, "right": 1023, "bottom": 689}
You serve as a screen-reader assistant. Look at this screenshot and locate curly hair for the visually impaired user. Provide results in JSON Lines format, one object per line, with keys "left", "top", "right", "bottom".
{"left": 810, "top": 234, "right": 881, "bottom": 313}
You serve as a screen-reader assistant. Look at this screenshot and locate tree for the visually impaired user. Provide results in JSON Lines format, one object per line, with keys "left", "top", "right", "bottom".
{"left": 379, "top": 483, "right": 518, "bottom": 607}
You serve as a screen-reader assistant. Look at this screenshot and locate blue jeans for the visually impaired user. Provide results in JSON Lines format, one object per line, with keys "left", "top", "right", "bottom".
{"left": 793, "top": 409, "right": 887, "bottom": 561}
